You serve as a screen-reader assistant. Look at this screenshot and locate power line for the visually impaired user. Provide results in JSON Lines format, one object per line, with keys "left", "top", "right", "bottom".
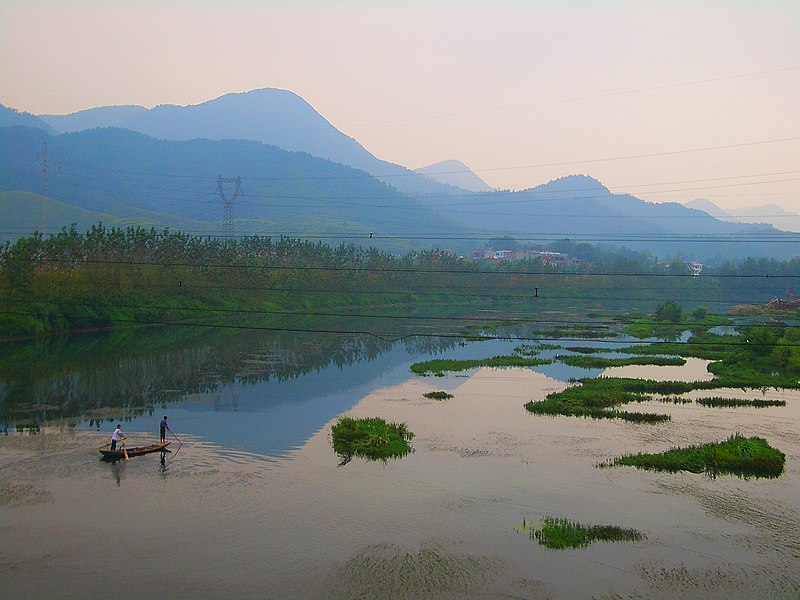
{"left": 11, "top": 299, "right": 800, "bottom": 328}
{"left": 23, "top": 256, "right": 800, "bottom": 279}
{"left": 340, "top": 66, "right": 800, "bottom": 129}
{"left": 2, "top": 309, "right": 798, "bottom": 347}
{"left": 43, "top": 135, "right": 800, "bottom": 182}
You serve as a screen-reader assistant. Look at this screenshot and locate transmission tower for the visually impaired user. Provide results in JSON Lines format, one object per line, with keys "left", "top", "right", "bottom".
{"left": 39, "top": 141, "right": 49, "bottom": 234}
{"left": 216, "top": 175, "right": 242, "bottom": 237}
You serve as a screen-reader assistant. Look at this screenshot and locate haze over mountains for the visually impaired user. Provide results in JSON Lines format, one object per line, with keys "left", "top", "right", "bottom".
{"left": 1, "top": 90, "right": 798, "bottom": 262}
{"left": 685, "top": 198, "right": 800, "bottom": 233}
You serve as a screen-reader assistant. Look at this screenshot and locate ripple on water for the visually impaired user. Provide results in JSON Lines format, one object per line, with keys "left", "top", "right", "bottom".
{"left": 324, "top": 542, "right": 502, "bottom": 600}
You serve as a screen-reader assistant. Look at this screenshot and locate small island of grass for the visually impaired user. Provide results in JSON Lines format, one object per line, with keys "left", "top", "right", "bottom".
{"left": 695, "top": 397, "right": 786, "bottom": 408}
{"left": 331, "top": 416, "right": 414, "bottom": 466}
{"left": 603, "top": 434, "right": 785, "bottom": 479}
{"left": 410, "top": 355, "right": 550, "bottom": 377}
{"left": 522, "top": 517, "right": 644, "bottom": 550}
{"left": 525, "top": 377, "right": 672, "bottom": 423}
{"left": 557, "top": 355, "right": 686, "bottom": 369}
{"left": 423, "top": 391, "right": 454, "bottom": 400}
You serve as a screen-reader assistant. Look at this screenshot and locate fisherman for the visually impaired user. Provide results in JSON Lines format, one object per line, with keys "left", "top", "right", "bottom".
{"left": 110, "top": 424, "right": 125, "bottom": 450}
{"left": 160, "top": 415, "right": 170, "bottom": 443}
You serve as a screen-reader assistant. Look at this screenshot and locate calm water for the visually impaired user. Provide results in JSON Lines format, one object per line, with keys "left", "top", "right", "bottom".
{"left": 2, "top": 326, "right": 799, "bottom": 599}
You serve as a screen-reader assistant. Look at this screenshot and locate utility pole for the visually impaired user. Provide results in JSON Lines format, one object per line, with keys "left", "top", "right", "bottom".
{"left": 217, "top": 175, "right": 242, "bottom": 238}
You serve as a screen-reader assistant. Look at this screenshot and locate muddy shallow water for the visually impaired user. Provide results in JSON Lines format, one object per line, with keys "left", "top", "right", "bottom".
{"left": 2, "top": 360, "right": 800, "bottom": 599}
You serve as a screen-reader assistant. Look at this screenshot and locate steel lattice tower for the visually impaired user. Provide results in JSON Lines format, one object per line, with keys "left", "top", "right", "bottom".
{"left": 217, "top": 175, "right": 242, "bottom": 237}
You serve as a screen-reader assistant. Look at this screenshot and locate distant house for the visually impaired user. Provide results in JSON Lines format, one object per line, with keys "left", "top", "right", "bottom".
{"left": 470, "top": 247, "right": 581, "bottom": 265}
{"left": 472, "top": 247, "right": 495, "bottom": 260}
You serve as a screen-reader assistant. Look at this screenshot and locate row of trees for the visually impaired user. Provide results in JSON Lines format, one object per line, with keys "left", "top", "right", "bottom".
{"left": 2, "top": 223, "right": 798, "bottom": 338}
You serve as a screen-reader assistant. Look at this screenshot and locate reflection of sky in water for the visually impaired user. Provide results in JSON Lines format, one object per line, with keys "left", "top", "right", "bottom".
{"left": 83, "top": 338, "right": 519, "bottom": 458}
{"left": 78, "top": 335, "right": 676, "bottom": 459}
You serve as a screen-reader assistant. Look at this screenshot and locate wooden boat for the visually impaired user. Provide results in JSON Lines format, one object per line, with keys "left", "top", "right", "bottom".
{"left": 99, "top": 441, "right": 171, "bottom": 460}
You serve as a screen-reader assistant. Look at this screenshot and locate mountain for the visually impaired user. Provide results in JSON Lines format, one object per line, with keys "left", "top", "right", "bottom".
{"left": 0, "top": 125, "right": 462, "bottom": 247}
{"left": 38, "top": 89, "right": 465, "bottom": 197}
{"left": 3, "top": 123, "right": 798, "bottom": 261}
{"left": 686, "top": 198, "right": 800, "bottom": 233}
{"left": 684, "top": 198, "right": 728, "bottom": 219}
{"left": 0, "top": 103, "right": 56, "bottom": 134}
{"left": 415, "top": 160, "right": 492, "bottom": 192}
{"left": 416, "top": 174, "right": 800, "bottom": 261}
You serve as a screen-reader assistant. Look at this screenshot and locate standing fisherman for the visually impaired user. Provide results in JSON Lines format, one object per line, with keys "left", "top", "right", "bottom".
{"left": 160, "top": 416, "right": 170, "bottom": 443}
{"left": 110, "top": 424, "right": 125, "bottom": 450}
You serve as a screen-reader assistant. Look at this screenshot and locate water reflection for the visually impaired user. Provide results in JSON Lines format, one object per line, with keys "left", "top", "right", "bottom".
{"left": 0, "top": 323, "right": 461, "bottom": 429}
{"left": 2, "top": 318, "right": 642, "bottom": 459}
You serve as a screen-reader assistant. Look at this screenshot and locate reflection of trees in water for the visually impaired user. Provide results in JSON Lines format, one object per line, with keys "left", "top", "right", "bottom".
{"left": 0, "top": 323, "right": 459, "bottom": 427}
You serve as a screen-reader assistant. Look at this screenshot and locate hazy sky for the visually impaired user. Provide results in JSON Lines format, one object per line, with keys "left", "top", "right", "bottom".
{"left": 2, "top": 1, "right": 798, "bottom": 212}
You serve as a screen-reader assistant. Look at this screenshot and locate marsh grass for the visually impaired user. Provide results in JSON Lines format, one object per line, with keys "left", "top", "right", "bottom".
{"left": 558, "top": 355, "right": 685, "bottom": 368}
{"left": 410, "top": 355, "right": 550, "bottom": 376}
{"left": 524, "top": 517, "right": 644, "bottom": 550}
{"left": 695, "top": 397, "right": 786, "bottom": 408}
{"left": 659, "top": 396, "right": 693, "bottom": 404}
{"left": 568, "top": 346, "right": 606, "bottom": 354}
{"left": 603, "top": 434, "right": 785, "bottom": 479}
{"left": 525, "top": 377, "right": 671, "bottom": 423}
{"left": 331, "top": 416, "right": 414, "bottom": 466}
{"left": 423, "top": 391, "right": 454, "bottom": 400}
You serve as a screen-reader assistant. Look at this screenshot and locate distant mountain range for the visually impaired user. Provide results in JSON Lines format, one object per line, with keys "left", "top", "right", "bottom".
{"left": 414, "top": 160, "right": 493, "bottom": 193}
{"left": 0, "top": 125, "right": 462, "bottom": 250}
{"left": 2, "top": 91, "right": 799, "bottom": 262}
{"left": 32, "top": 89, "right": 463, "bottom": 197}
{"left": 686, "top": 198, "right": 800, "bottom": 233}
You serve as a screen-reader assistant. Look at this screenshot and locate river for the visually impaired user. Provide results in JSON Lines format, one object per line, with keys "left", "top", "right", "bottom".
{"left": 1, "top": 326, "right": 799, "bottom": 599}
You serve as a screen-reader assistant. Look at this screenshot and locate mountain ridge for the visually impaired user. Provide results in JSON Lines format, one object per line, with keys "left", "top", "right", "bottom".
{"left": 415, "top": 160, "right": 493, "bottom": 192}
{"left": 38, "top": 88, "right": 465, "bottom": 197}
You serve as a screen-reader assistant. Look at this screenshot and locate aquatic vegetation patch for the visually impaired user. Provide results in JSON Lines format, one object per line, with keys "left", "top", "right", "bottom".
{"left": 521, "top": 517, "right": 644, "bottom": 550}
{"left": 558, "top": 355, "right": 685, "bottom": 368}
{"left": 567, "top": 346, "right": 606, "bottom": 354}
{"left": 659, "top": 396, "right": 693, "bottom": 404}
{"left": 695, "top": 397, "right": 786, "bottom": 408}
{"left": 331, "top": 416, "right": 414, "bottom": 466}
{"left": 603, "top": 434, "right": 786, "bottom": 479}
{"left": 535, "top": 324, "right": 618, "bottom": 339}
{"left": 410, "top": 355, "right": 550, "bottom": 376}
{"left": 514, "top": 342, "right": 560, "bottom": 356}
{"left": 423, "top": 390, "right": 454, "bottom": 400}
{"left": 525, "top": 377, "right": 671, "bottom": 423}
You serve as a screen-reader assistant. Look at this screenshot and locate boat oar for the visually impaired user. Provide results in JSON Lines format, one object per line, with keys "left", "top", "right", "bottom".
{"left": 122, "top": 441, "right": 129, "bottom": 461}
{"left": 170, "top": 430, "right": 183, "bottom": 447}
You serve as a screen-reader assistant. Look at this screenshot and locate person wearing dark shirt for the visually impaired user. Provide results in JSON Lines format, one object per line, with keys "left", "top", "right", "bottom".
{"left": 160, "top": 416, "right": 170, "bottom": 443}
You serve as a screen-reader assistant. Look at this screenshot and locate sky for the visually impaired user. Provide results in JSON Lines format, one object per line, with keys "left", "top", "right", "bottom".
{"left": 1, "top": 1, "right": 799, "bottom": 213}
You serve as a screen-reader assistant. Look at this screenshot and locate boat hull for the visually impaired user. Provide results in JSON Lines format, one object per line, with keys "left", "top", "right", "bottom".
{"left": 99, "top": 441, "right": 171, "bottom": 460}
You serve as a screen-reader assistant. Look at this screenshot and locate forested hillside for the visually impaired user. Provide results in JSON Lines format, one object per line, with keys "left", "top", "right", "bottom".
{"left": 0, "top": 126, "right": 461, "bottom": 249}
